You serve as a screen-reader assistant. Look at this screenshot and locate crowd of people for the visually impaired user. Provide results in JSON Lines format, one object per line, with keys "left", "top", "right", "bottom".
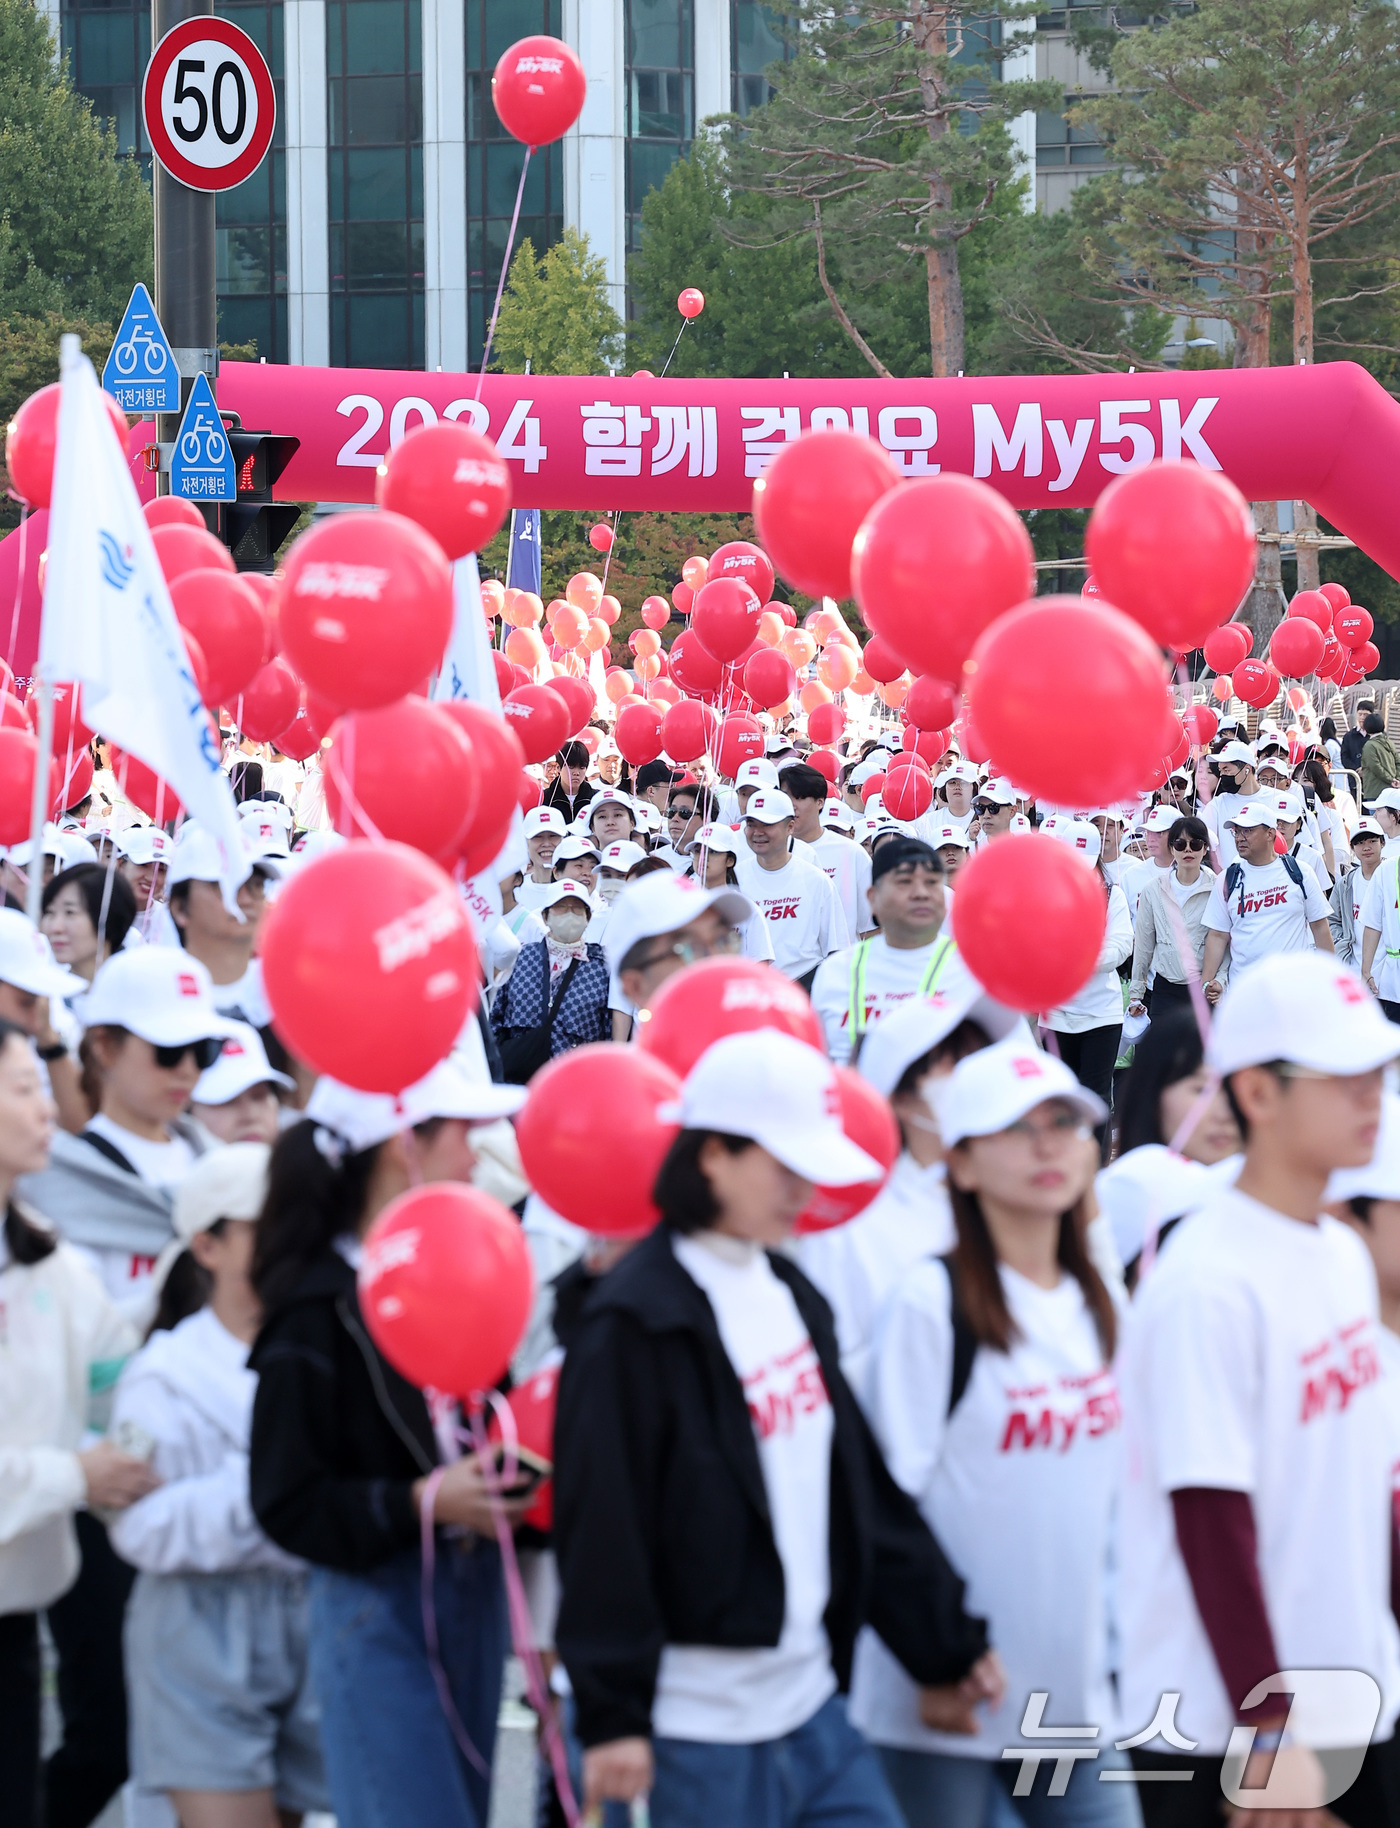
{"left": 4, "top": 672, "right": 1400, "bottom": 1828}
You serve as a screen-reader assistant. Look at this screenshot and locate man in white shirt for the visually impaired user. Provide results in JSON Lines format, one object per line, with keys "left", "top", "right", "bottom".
{"left": 1366, "top": 787, "right": 1400, "bottom": 856}
{"left": 1359, "top": 837, "right": 1400, "bottom": 1021}
{"left": 603, "top": 872, "right": 756, "bottom": 1041}
{"left": 933, "top": 762, "right": 978, "bottom": 838}
{"left": 780, "top": 762, "right": 874, "bottom": 940}
{"left": 658, "top": 782, "right": 715, "bottom": 872}
{"left": 1120, "top": 805, "right": 1176, "bottom": 921}
{"left": 166, "top": 825, "right": 283, "bottom": 1028}
{"left": 1118, "top": 953, "right": 1400, "bottom": 1806}
{"left": 735, "top": 790, "right": 848, "bottom": 987}
{"left": 1202, "top": 740, "right": 1263, "bottom": 870}
{"left": 972, "top": 779, "right": 1018, "bottom": 845}
{"left": 1201, "top": 801, "right": 1334, "bottom": 1003}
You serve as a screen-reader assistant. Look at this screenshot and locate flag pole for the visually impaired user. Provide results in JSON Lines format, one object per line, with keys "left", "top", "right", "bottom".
{"left": 25, "top": 679, "right": 54, "bottom": 927}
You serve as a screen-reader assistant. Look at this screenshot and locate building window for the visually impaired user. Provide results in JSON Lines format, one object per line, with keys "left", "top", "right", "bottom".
{"left": 731, "top": 1, "right": 789, "bottom": 117}
{"left": 216, "top": 0, "right": 288, "bottom": 361}
{"left": 1036, "top": 101, "right": 1105, "bottom": 168}
{"left": 328, "top": 0, "right": 424, "bottom": 368}
{"left": 464, "top": 0, "right": 563, "bottom": 367}
{"left": 60, "top": 0, "right": 151, "bottom": 172}
{"left": 626, "top": 0, "right": 693, "bottom": 249}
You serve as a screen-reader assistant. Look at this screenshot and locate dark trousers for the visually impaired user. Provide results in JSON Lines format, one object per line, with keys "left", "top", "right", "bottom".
{"left": 0, "top": 1611, "right": 41, "bottom": 1828}
{"left": 43, "top": 1514, "right": 135, "bottom": 1828}
{"left": 1382, "top": 1000, "right": 1400, "bottom": 1027}
{"left": 1046, "top": 1024, "right": 1122, "bottom": 1162}
{"left": 1149, "top": 976, "right": 1196, "bottom": 1015}
{"left": 1132, "top": 1732, "right": 1400, "bottom": 1828}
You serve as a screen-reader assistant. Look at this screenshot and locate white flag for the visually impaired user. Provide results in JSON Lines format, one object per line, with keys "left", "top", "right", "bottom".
{"left": 433, "top": 554, "right": 502, "bottom": 712}
{"left": 41, "top": 337, "right": 246, "bottom": 909}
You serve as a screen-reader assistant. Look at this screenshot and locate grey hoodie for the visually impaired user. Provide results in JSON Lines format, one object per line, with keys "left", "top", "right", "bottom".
{"left": 19, "top": 1120, "right": 212, "bottom": 1260}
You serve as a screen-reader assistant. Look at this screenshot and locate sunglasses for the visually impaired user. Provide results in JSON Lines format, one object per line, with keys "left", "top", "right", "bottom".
{"left": 152, "top": 1037, "right": 224, "bottom": 1072}
{"left": 1171, "top": 838, "right": 1206, "bottom": 852}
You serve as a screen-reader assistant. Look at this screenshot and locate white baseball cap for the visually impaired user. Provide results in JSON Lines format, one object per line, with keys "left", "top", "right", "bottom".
{"left": 1090, "top": 805, "right": 1127, "bottom": 824}
{"left": 1328, "top": 1094, "right": 1400, "bottom": 1203}
{"left": 694, "top": 822, "right": 740, "bottom": 855}
{"left": 937, "top": 1033, "right": 1107, "bottom": 1148}
{"left": 0, "top": 909, "right": 84, "bottom": 998}
{"left": 1217, "top": 741, "right": 1256, "bottom": 767}
{"left": 168, "top": 825, "right": 281, "bottom": 887}
{"left": 171, "top": 1141, "right": 271, "bottom": 1242}
{"left": 819, "top": 800, "right": 855, "bottom": 833}
{"left": 553, "top": 836, "right": 600, "bottom": 865}
{"left": 79, "top": 949, "right": 243, "bottom": 1047}
{"left": 114, "top": 827, "right": 172, "bottom": 866}
{"left": 598, "top": 840, "right": 647, "bottom": 873}
{"left": 977, "top": 779, "right": 1019, "bottom": 808}
{"left": 1224, "top": 801, "right": 1278, "bottom": 831}
{"left": 936, "top": 762, "right": 978, "bottom": 789}
{"left": 192, "top": 1021, "right": 295, "bottom": 1104}
{"left": 857, "top": 984, "right": 1023, "bottom": 1099}
{"left": 931, "top": 823, "right": 971, "bottom": 851}
{"left": 603, "top": 873, "right": 754, "bottom": 974}
{"left": 633, "top": 802, "right": 664, "bottom": 834}
{"left": 1040, "top": 814, "right": 1102, "bottom": 866}
{"left": 239, "top": 811, "right": 294, "bottom": 857}
{"left": 1008, "top": 814, "right": 1033, "bottom": 834}
{"left": 238, "top": 799, "right": 294, "bottom": 834}
{"left": 735, "top": 759, "right": 780, "bottom": 791}
{"left": 1352, "top": 819, "right": 1386, "bottom": 844}
{"left": 1167, "top": 768, "right": 1193, "bottom": 786}
{"left": 743, "top": 790, "right": 795, "bottom": 825}
{"left": 1207, "top": 953, "right": 1400, "bottom": 1077}
{"left": 1271, "top": 791, "right": 1305, "bottom": 824}
{"left": 850, "top": 757, "right": 885, "bottom": 787}
{"left": 588, "top": 787, "right": 636, "bottom": 817}
{"left": 523, "top": 806, "right": 567, "bottom": 840}
{"left": 540, "top": 878, "right": 594, "bottom": 911}
{"left": 1142, "top": 805, "right": 1180, "bottom": 833}
{"left": 1365, "top": 789, "right": 1400, "bottom": 815}
{"left": 304, "top": 1052, "right": 527, "bottom": 1154}
{"left": 660, "top": 1030, "right": 882, "bottom": 1186}
{"left": 7, "top": 825, "right": 95, "bottom": 871}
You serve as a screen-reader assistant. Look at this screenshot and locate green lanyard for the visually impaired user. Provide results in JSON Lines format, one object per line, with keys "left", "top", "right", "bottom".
{"left": 848, "top": 936, "right": 955, "bottom": 1046}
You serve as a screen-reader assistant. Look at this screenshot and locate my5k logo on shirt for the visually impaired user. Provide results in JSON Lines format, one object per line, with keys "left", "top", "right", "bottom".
{"left": 999, "top": 1369, "right": 1121, "bottom": 1454}
{"left": 1298, "top": 1318, "right": 1381, "bottom": 1424}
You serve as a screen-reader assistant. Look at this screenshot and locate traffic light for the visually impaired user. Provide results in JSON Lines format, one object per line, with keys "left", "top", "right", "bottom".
{"left": 210, "top": 417, "right": 301, "bottom": 572}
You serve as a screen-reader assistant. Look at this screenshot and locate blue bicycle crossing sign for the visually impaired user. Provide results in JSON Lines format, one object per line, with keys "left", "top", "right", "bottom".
{"left": 170, "top": 371, "right": 235, "bottom": 501}
{"left": 102, "top": 284, "right": 179, "bottom": 413}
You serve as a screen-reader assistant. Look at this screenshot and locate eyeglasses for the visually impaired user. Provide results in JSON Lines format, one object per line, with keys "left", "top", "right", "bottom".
{"left": 972, "top": 801, "right": 1000, "bottom": 816}
{"left": 1171, "top": 838, "right": 1206, "bottom": 852}
{"left": 633, "top": 926, "right": 742, "bottom": 971}
{"left": 152, "top": 1036, "right": 224, "bottom": 1071}
{"left": 1002, "top": 1109, "right": 1092, "bottom": 1143}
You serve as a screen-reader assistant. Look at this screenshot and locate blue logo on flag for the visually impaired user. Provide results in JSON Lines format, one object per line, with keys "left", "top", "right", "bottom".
{"left": 170, "top": 373, "right": 235, "bottom": 503}
{"left": 102, "top": 285, "right": 179, "bottom": 414}
{"left": 98, "top": 531, "right": 135, "bottom": 591}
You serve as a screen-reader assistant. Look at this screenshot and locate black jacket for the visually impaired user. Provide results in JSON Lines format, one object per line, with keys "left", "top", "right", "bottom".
{"left": 247, "top": 1248, "right": 439, "bottom": 1571}
{"left": 1341, "top": 725, "right": 1369, "bottom": 776}
{"left": 553, "top": 1228, "right": 988, "bottom": 1748}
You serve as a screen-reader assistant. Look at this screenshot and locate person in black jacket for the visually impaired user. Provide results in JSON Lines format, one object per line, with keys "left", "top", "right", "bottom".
{"left": 541, "top": 741, "right": 597, "bottom": 821}
{"left": 1340, "top": 700, "right": 1376, "bottom": 779}
{"left": 246, "top": 1060, "right": 527, "bottom": 1828}
{"left": 553, "top": 1029, "right": 1000, "bottom": 1828}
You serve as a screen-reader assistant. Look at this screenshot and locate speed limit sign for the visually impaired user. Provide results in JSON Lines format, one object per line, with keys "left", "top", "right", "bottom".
{"left": 142, "top": 15, "right": 275, "bottom": 192}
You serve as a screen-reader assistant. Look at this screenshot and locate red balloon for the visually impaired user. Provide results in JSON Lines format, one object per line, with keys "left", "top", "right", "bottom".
{"left": 360, "top": 1183, "right": 533, "bottom": 1396}
{"left": 1182, "top": 704, "right": 1218, "bottom": 747}
{"left": 5, "top": 383, "right": 128, "bottom": 507}
{"left": 436, "top": 702, "right": 525, "bottom": 873}
{"left": 549, "top": 673, "right": 595, "bottom": 736}
{"left": 853, "top": 476, "right": 1035, "bottom": 680}
{"left": 517, "top": 772, "right": 542, "bottom": 812}
{"left": 55, "top": 748, "right": 93, "bottom": 816}
{"left": 144, "top": 497, "right": 205, "bottom": 531}
{"left": 494, "top": 1359, "right": 558, "bottom": 1530}
{"left": 323, "top": 697, "right": 475, "bottom": 858}
{"left": 182, "top": 630, "right": 214, "bottom": 707}
{"left": 743, "top": 646, "right": 797, "bottom": 710}
{"left": 677, "top": 288, "right": 705, "bottom": 320}
{"left": 1269, "top": 616, "right": 1325, "bottom": 678}
{"left": 261, "top": 841, "right": 477, "bottom": 1091}
{"left": 807, "top": 703, "right": 846, "bottom": 746}
{"left": 279, "top": 510, "right": 453, "bottom": 711}
{"left": 715, "top": 714, "right": 764, "bottom": 779}
{"left": 708, "top": 541, "right": 774, "bottom": 605}
{"left": 491, "top": 651, "right": 516, "bottom": 697}
{"left": 503, "top": 683, "right": 570, "bottom": 765}
{"left": 1319, "top": 581, "right": 1351, "bottom": 613}
{"left": 589, "top": 522, "right": 614, "bottom": 553}
{"left": 1335, "top": 606, "right": 1374, "bottom": 650}
{"left": 0, "top": 693, "right": 29, "bottom": 731}
{"left": 1356, "top": 640, "right": 1381, "bottom": 675}
{"left": 236, "top": 658, "right": 302, "bottom": 743}
{"left": 904, "top": 676, "right": 958, "bottom": 732}
{"left": 0, "top": 728, "right": 56, "bottom": 844}
{"left": 1285, "top": 589, "right": 1333, "bottom": 632}
{"left": 691, "top": 576, "right": 762, "bottom": 664}
{"left": 667, "top": 629, "right": 724, "bottom": 696}
{"left": 795, "top": 1069, "right": 900, "bottom": 1232}
{"left": 169, "top": 568, "right": 266, "bottom": 705}
{"left": 1317, "top": 636, "right": 1346, "bottom": 682}
{"left": 616, "top": 700, "right": 665, "bottom": 767}
{"left": 1202, "top": 622, "right": 1253, "bottom": 673}
{"left": 491, "top": 34, "right": 586, "bottom": 145}
{"left": 808, "top": 748, "right": 840, "bottom": 783}
{"left": 275, "top": 698, "right": 329, "bottom": 762}
{"left": 151, "top": 521, "right": 237, "bottom": 583}
{"left": 881, "top": 767, "right": 933, "bottom": 821}
{"left": 517, "top": 1046, "right": 682, "bottom": 1234}
{"left": 1085, "top": 462, "right": 1256, "bottom": 651}
{"left": 1232, "top": 658, "right": 1277, "bottom": 708}
{"left": 239, "top": 573, "right": 281, "bottom": 664}
{"left": 899, "top": 729, "right": 944, "bottom": 765}
{"left": 110, "top": 748, "right": 183, "bottom": 824}
{"left": 641, "top": 595, "right": 670, "bottom": 630}
{"left": 662, "top": 698, "right": 718, "bottom": 764}
{"left": 953, "top": 833, "right": 1107, "bottom": 1014}
{"left": 861, "top": 635, "right": 908, "bottom": 686}
{"left": 860, "top": 773, "right": 887, "bottom": 805}
{"left": 671, "top": 580, "right": 695, "bottom": 617}
{"left": 375, "top": 422, "right": 511, "bottom": 560}
{"left": 639, "top": 957, "right": 826, "bottom": 1078}
{"left": 753, "top": 430, "right": 900, "bottom": 600}
{"left": 965, "top": 597, "right": 1172, "bottom": 807}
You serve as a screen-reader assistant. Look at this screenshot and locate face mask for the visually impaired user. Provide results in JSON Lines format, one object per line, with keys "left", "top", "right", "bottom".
{"left": 598, "top": 874, "right": 625, "bottom": 904}
{"left": 547, "top": 909, "right": 589, "bottom": 944}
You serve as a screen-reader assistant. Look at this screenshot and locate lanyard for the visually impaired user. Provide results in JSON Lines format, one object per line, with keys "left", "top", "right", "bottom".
{"left": 848, "top": 936, "right": 954, "bottom": 1045}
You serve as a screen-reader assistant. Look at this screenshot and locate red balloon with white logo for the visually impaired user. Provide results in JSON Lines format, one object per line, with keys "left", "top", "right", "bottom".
{"left": 359, "top": 1183, "right": 534, "bottom": 1397}
{"left": 753, "top": 430, "right": 900, "bottom": 601}
{"left": 376, "top": 421, "right": 511, "bottom": 560}
{"left": 677, "top": 288, "right": 705, "bottom": 319}
{"left": 502, "top": 683, "right": 570, "bottom": 765}
{"left": 708, "top": 540, "right": 774, "bottom": 605}
{"left": 491, "top": 35, "right": 586, "bottom": 146}
{"left": 795, "top": 1069, "right": 900, "bottom": 1232}
{"left": 1335, "top": 607, "right": 1374, "bottom": 650}
{"left": 279, "top": 511, "right": 453, "bottom": 711}
{"left": 691, "top": 576, "right": 762, "bottom": 664}
{"left": 261, "top": 841, "right": 477, "bottom": 1092}
{"left": 4, "top": 382, "right": 129, "bottom": 508}
{"left": 715, "top": 714, "right": 764, "bottom": 778}
{"left": 639, "top": 956, "right": 827, "bottom": 1079}
{"left": 953, "top": 833, "right": 1107, "bottom": 1013}
{"left": 1202, "top": 622, "right": 1252, "bottom": 674}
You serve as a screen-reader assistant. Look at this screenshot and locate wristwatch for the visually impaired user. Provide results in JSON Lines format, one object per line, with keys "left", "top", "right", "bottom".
{"left": 36, "top": 1041, "right": 67, "bottom": 1062}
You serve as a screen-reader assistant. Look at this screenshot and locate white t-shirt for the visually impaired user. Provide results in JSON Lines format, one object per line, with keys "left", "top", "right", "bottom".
{"left": 735, "top": 851, "right": 848, "bottom": 981}
{"left": 209, "top": 959, "right": 272, "bottom": 1029}
{"left": 1120, "top": 859, "right": 1168, "bottom": 924}
{"left": 1202, "top": 857, "right": 1330, "bottom": 976}
{"left": 1203, "top": 790, "right": 1264, "bottom": 869}
{"left": 514, "top": 874, "right": 556, "bottom": 913}
{"left": 1361, "top": 862, "right": 1400, "bottom": 1001}
{"left": 810, "top": 933, "right": 961, "bottom": 1067}
{"left": 654, "top": 1235, "right": 837, "bottom": 1743}
{"left": 1118, "top": 1188, "right": 1400, "bottom": 1754}
{"left": 798, "top": 830, "right": 873, "bottom": 939}
{"left": 851, "top": 1259, "right": 1123, "bottom": 1757}
{"left": 1045, "top": 883, "right": 1132, "bottom": 1034}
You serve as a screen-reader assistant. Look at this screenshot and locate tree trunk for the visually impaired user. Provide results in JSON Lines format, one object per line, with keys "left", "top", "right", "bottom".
{"left": 1247, "top": 500, "right": 1286, "bottom": 645}
{"left": 913, "top": 5, "right": 964, "bottom": 377}
{"left": 925, "top": 232, "right": 964, "bottom": 378}
{"left": 1294, "top": 500, "right": 1320, "bottom": 592}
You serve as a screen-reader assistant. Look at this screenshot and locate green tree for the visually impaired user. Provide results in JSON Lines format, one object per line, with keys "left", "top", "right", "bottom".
{"left": 491, "top": 229, "right": 624, "bottom": 377}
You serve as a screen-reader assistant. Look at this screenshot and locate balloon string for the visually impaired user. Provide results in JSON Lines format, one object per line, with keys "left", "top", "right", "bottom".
{"left": 417, "top": 1469, "right": 493, "bottom": 1781}
{"left": 323, "top": 721, "right": 388, "bottom": 845}
{"left": 661, "top": 317, "right": 690, "bottom": 378}
{"left": 9, "top": 505, "right": 30, "bottom": 672}
{"left": 474, "top": 147, "right": 533, "bottom": 403}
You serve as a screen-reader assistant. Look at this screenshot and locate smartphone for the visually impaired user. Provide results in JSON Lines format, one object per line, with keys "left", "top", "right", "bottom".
{"left": 484, "top": 1441, "right": 552, "bottom": 1501}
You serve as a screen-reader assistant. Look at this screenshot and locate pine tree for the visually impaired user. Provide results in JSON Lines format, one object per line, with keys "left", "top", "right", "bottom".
{"left": 490, "top": 229, "right": 624, "bottom": 377}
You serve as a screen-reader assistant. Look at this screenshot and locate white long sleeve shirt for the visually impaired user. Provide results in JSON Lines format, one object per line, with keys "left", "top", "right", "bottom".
{"left": 1044, "top": 884, "right": 1133, "bottom": 1033}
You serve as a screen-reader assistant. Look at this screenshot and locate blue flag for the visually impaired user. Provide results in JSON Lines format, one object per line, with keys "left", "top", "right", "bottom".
{"left": 506, "top": 509, "right": 541, "bottom": 595}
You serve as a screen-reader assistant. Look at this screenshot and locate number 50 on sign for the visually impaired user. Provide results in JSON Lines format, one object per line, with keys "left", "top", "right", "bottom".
{"left": 142, "top": 15, "right": 276, "bottom": 193}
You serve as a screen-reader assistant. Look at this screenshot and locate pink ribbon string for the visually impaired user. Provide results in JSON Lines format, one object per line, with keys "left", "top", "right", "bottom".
{"left": 417, "top": 1468, "right": 493, "bottom": 1782}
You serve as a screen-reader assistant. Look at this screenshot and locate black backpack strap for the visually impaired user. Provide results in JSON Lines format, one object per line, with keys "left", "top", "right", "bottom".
{"left": 1224, "top": 859, "right": 1242, "bottom": 913}
{"left": 1280, "top": 852, "right": 1306, "bottom": 893}
{"left": 79, "top": 1129, "right": 137, "bottom": 1177}
{"left": 939, "top": 1251, "right": 979, "bottom": 1418}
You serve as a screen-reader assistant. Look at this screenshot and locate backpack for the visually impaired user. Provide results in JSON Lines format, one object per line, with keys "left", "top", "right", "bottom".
{"left": 1224, "top": 852, "right": 1305, "bottom": 917}
{"left": 940, "top": 1251, "right": 979, "bottom": 1418}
